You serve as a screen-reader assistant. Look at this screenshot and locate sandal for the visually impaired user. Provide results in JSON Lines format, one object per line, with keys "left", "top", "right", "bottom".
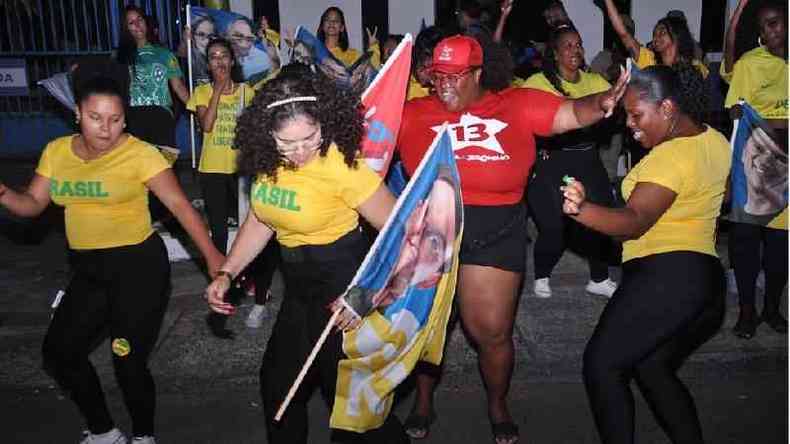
{"left": 404, "top": 411, "right": 436, "bottom": 440}
{"left": 491, "top": 421, "right": 519, "bottom": 444}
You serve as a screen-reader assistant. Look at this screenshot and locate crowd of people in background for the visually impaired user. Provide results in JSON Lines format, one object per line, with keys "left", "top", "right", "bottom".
{"left": 0, "top": 1, "right": 786, "bottom": 443}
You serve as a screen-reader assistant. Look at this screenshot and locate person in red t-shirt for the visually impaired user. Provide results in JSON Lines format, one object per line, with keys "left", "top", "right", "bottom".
{"left": 397, "top": 33, "right": 628, "bottom": 444}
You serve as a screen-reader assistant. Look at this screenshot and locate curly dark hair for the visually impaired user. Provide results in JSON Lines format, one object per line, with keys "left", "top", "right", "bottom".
{"left": 317, "top": 7, "right": 350, "bottom": 52}
{"left": 628, "top": 64, "right": 708, "bottom": 125}
{"left": 235, "top": 69, "right": 365, "bottom": 181}
{"left": 541, "top": 25, "right": 584, "bottom": 97}
{"left": 467, "top": 29, "right": 513, "bottom": 92}
{"left": 653, "top": 15, "right": 697, "bottom": 65}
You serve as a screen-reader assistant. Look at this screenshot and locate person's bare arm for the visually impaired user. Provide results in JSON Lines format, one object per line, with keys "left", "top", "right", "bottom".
{"left": 169, "top": 77, "right": 190, "bottom": 105}
{"left": 494, "top": 0, "right": 514, "bottom": 43}
{"left": 0, "top": 175, "right": 52, "bottom": 218}
{"left": 356, "top": 184, "right": 397, "bottom": 231}
{"left": 601, "top": 0, "right": 641, "bottom": 60}
{"left": 195, "top": 78, "right": 230, "bottom": 132}
{"left": 551, "top": 67, "right": 629, "bottom": 134}
{"left": 723, "top": 0, "right": 749, "bottom": 75}
{"left": 562, "top": 179, "right": 676, "bottom": 240}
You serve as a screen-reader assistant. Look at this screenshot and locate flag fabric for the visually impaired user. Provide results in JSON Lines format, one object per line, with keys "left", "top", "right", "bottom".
{"left": 729, "top": 101, "right": 788, "bottom": 226}
{"left": 330, "top": 128, "right": 463, "bottom": 432}
{"left": 290, "top": 26, "right": 377, "bottom": 91}
{"left": 188, "top": 6, "right": 277, "bottom": 86}
{"left": 38, "top": 72, "right": 75, "bottom": 112}
{"left": 360, "top": 34, "right": 413, "bottom": 176}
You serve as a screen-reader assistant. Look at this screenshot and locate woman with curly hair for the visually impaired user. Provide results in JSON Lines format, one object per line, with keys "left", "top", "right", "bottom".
{"left": 203, "top": 69, "right": 406, "bottom": 443}
{"left": 599, "top": 0, "right": 709, "bottom": 78}
{"left": 397, "top": 32, "right": 628, "bottom": 444}
{"left": 562, "top": 64, "right": 729, "bottom": 444}
{"left": 523, "top": 24, "right": 618, "bottom": 299}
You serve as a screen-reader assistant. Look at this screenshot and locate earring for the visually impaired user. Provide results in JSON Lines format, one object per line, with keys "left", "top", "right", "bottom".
{"left": 75, "top": 115, "right": 80, "bottom": 124}
{"left": 758, "top": 36, "right": 764, "bottom": 47}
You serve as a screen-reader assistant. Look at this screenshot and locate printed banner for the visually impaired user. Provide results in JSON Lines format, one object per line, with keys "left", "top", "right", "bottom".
{"left": 360, "top": 34, "right": 413, "bottom": 176}
{"left": 188, "top": 6, "right": 277, "bottom": 86}
{"left": 290, "top": 26, "right": 377, "bottom": 91}
{"left": 330, "top": 128, "right": 463, "bottom": 432}
{"left": 730, "top": 102, "right": 788, "bottom": 226}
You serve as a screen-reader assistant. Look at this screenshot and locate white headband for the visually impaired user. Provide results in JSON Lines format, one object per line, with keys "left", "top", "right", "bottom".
{"left": 266, "top": 96, "right": 318, "bottom": 109}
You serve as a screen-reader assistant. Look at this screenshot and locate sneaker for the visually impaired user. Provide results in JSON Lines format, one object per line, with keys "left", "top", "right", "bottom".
{"left": 586, "top": 278, "right": 618, "bottom": 298}
{"left": 131, "top": 437, "right": 156, "bottom": 444}
{"left": 533, "top": 278, "right": 552, "bottom": 298}
{"left": 246, "top": 304, "right": 268, "bottom": 328}
{"left": 80, "top": 428, "right": 127, "bottom": 444}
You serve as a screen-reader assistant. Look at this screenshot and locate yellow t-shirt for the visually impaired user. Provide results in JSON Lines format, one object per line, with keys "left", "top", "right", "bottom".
{"left": 522, "top": 70, "right": 611, "bottom": 98}
{"left": 252, "top": 69, "right": 279, "bottom": 91}
{"left": 636, "top": 46, "right": 710, "bottom": 79}
{"left": 250, "top": 144, "right": 382, "bottom": 247}
{"left": 407, "top": 75, "right": 430, "bottom": 101}
{"left": 719, "top": 60, "right": 733, "bottom": 84}
{"left": 329, "top": 41, "right": 381, "bottom": 69}
{"left": 186, "top": 83, "right": 254, "bottom": 174}
{"left": 621, "top": 127, "right": 731, "bottom": 262}
{"left": 724, "top": 46, "right": 789, "bottom": 120}
{"left": 35, "top": 135, "right": 170, "bottom": 250}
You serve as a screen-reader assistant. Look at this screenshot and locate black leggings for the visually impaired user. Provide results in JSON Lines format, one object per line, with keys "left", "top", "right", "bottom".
{"left": 583, "top": 251, "right": 725, "bottom": 444}
{"left": 528, "top": 148, "right": 615, "bottom": 281}
{"left": 42, "top": 234, "right": 170, "bottom": 437}
{"left": 727, "top": 222, "right": 788, "bottom": 314}
{"left": 200, "top": 172, "right": 237, "bottom": 254}
{"left": 259, "top": 228, "right": 406, "bottom": 444}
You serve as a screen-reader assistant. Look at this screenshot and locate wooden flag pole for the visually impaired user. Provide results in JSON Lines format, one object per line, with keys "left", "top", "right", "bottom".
{"left": 274, "top": 309, "right": 341, "bottom": 421}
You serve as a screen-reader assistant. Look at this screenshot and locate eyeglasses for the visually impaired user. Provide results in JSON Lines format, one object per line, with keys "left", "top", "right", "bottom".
{"left": 230, "top": 34, "right": 256, "bottom": 44}
{"left": 431, "top": 67, "right": 479, "bottom": 85}
{"left": 194, "top": 31, "right": 215, "bottom": 39}
{"left": 272, "top": 128, "right": 323, "bottom": 156}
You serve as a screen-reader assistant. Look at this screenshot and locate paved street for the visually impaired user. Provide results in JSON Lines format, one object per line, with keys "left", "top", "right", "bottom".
{"left": 0, "top": 159, "right": 787, "bottom": 443}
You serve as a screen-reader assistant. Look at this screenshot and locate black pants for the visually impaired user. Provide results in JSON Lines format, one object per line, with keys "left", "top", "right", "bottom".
{"left": 199, "top": 172, "right": 238, "bottom": 254}
{"left": 259, "top": 228, "right": 407, "bottom": 444}
{"left": 528, "top": 148, "right": 615, "bottom": 281}
{"left": 583, "top": 251, "right": 725, "bottom": 444}
{"left": 251, "top": 240, "right": 280, "bottom": 304}
{"left": 728, "top": 222, "right": 788, "bottom": 314}
{"left": 42, "top": 234, "right": 170, "bottom": 437}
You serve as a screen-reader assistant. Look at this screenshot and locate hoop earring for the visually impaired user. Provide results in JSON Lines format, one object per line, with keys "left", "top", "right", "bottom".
{"left": 758, "top": 36, "right": 764, "bottom": 47}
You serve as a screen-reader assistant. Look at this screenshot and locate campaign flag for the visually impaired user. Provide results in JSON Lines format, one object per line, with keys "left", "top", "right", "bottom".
{"left": 38, "top": 72, "right": 75, "bottom": 112}
{"left": 290, "top": 26, "right": 377, "bottom": 91}
{"left": 330, "top": 128, "right": 463, "bottom": 432}
{"left": 730, "top": 101, "right": 788, "bottom": 226}
{"left": 188, "top": 6, "right": 277, "bottom": 87}
{"left": 360, "top": 34, "right": 413, "bottom": 176}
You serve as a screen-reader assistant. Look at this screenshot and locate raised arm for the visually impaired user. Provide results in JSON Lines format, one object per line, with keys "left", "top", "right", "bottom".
{"left": 0, "top": 175, "right": 52, "bottom": 218}
{"left": 551, "top": 66, "right": 629, "bottom": 134}
{"left": 601, "top": 0, "right": 641, "bottom": 60}
{"left": 723, "top": 0, "right": 750, "bottom": 76}
{"left": 494, "top": 0, "right": 514, "bottom": 43}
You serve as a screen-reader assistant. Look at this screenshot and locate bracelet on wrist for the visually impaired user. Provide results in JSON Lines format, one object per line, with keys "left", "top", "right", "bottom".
{"left": 216, "top": 270, "right": 234, "bottom": 282}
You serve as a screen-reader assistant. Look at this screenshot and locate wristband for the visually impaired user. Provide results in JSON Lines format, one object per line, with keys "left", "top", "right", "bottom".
{"left": 216, "top": 270, "right": 234, "bottom": 282}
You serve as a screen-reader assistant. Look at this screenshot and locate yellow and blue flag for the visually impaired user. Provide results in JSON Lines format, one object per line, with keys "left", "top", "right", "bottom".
{"left": 330, "top": 128, "right": 463, "bottom": 432}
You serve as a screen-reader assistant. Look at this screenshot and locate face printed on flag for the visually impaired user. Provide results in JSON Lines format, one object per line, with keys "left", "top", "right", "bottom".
{"left": 331, "top": 129, "right": 462, "bottom": 433}
{"left": 292, "top": 26, "right": 377, "bottom": 91}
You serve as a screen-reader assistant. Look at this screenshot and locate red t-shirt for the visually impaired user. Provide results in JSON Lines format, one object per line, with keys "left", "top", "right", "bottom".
{"left": 398, "top": 88, "right": 564, "bottom": 205}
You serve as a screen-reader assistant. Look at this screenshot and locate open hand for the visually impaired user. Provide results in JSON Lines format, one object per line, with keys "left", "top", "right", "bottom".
{"left": 599, "top": 65, "right": 630, "bottom": 118}
{"left": 501, "top": 0, "right": 514, "bottom": 16}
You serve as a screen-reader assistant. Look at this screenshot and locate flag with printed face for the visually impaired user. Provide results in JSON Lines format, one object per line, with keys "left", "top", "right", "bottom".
{"left": 330, "top": 128, "right": 462, "bottom": 432}
{"left": 290, "top": 26, "right": 377, "bottom": 91}
{"left": 730, "top": 101, "right": 788, "bottom": 226}
{"left": 360, "top": 34, "right": 413, "bottom": 176}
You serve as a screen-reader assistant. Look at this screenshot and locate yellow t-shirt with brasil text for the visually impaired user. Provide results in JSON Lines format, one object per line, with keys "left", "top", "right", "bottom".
{"left": 621, "top": 126, "right": 731, "bottom": 262}
{"left": 522, "top": 70, "right": 611, "bottom": 98}
{"left": 250, "top": 144, "right": 382, "bottom": 248}
{"left": 35, "top": 135, "right": 170, "bottom": 250}
{"left": 187, "top": 83, "right": 254, "bottom": 174}
{"left": 636, "top": 46, "right": 709, "bottom": 79}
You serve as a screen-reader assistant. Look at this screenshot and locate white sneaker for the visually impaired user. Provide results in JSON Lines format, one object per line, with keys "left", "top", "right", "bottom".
{"left": 131, "top": 437, "right": 156, "bottom": 444}
{"left": 80, "top": 428, "right": 127, "bottom": 444}
{"left": 245, "top": 304, "right": 268, "bottom": 328}
{"left": 533, "top": 278, "right": 552, "bottom": 298}
{"left": 586, "top": 278, "right": 618, "bottom": 298}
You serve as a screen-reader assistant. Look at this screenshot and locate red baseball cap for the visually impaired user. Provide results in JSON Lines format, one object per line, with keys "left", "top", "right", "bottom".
{"left": 432, "top": 35, "right": 483, "bottom": 74}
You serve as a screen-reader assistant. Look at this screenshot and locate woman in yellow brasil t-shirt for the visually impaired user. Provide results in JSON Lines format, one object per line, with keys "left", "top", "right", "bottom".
{"left": 187, "top": 37, "right": 254, "bottom": 254}
{"left": 562, "top": 65, "right": 730, "bottom": 444}
{"left": 723, "top": 2, "right": 788, "bottom": 339}
{"left": 0, "top": 77, "right": 223, "bottom": 443}
{"left": 600, "top": 0, "right": 709, "bottom": 78}
{"left": 203, "top": 71, "right": 408, "bottom": 443}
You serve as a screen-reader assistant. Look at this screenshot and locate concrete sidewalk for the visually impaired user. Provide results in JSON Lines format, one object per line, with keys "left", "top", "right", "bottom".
{"left": 0, "top": 158, "right": 787, "bottom": 443}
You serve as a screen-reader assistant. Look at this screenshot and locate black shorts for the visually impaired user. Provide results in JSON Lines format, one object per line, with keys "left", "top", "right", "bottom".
{"left": 460, "top": 203, "right": 528, "bottom": 273}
